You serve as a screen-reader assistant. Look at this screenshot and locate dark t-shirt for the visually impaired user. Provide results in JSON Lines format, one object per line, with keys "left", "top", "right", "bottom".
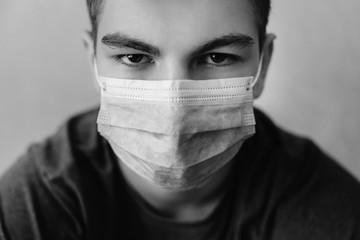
{"left": 1, "top": 108, "right": 360, "bottom": 240}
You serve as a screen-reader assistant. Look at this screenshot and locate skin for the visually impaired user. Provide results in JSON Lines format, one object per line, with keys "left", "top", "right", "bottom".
{"left": 84, "top": 0, "right": 275, "bottom": 222}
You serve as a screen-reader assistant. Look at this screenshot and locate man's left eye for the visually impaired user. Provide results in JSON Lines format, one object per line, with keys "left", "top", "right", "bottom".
{"left": 201, "top": 53, "right": 237, "bottom": 66}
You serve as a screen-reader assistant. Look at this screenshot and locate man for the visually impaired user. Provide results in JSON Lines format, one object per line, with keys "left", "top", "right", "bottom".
{"left": 0, "top": 0, "right": 359, "bottom": 239}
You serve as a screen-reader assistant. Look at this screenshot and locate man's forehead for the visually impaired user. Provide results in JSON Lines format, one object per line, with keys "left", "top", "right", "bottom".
{"left": 98, "top": 0, "right": 258, "bottom": 48}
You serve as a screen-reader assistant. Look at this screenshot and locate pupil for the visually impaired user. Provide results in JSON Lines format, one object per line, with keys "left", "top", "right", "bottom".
{"left": 210, "top": 53, "right": 226, "bottom": 63}
{"left": 127, "top": 54, "right": 143, "bottom": 63}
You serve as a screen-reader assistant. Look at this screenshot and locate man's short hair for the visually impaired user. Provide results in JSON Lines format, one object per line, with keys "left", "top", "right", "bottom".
{"left": 86, "top": 0, "right": 271, "bottom": 48}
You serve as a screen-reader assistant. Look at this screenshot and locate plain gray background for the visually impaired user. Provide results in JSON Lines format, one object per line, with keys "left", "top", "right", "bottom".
{"left": 0, "top": 0, "right": 359, "bottom": 180}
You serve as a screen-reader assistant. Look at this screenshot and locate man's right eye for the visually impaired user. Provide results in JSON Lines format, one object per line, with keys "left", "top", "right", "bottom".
{"left": 113, "top": 54, "right": 154, "bottom": 67}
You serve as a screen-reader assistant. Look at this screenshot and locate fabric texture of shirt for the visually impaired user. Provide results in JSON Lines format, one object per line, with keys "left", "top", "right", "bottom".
{"left": 0, "top": 108, "right": 360, "bottom": 240}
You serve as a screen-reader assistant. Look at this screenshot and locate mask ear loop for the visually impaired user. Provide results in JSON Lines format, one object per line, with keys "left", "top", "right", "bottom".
{"left": 250, "top": 54, "right": 264, "bottom": 89}
{"left": 93, "top": 58, "right": 106, "bottom": 91}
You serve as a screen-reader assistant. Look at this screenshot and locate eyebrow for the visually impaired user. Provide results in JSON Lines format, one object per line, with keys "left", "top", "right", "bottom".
{"left": 101, "top": 32, "right": 254, "bottom": 57}
{"left": 190, "top": 33, "right": 255, "bottom": 57}
{"left": 102, "top": 33, "right": 160, "bottom": 56}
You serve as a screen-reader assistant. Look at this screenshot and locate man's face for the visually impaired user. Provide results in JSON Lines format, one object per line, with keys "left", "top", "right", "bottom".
{"left": 95, "top": 0, "right": 261, "bottom": 81}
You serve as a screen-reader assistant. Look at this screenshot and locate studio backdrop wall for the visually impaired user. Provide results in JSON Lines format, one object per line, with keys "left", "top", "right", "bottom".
{"left": 0, "top": 0, "right": 359, "bottom": 179}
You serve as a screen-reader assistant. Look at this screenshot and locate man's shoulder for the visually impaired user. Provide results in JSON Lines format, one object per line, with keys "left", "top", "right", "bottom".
{"left": 0, "top": 108, "right": 103, "bottom": 239}
{"left": 251, "top": 108, "right": 360, "bottom": 198}
{"left": 0, "top": 107, "right": 108, "bottom": 201}
{"left": 246, "top": 109, "right": 360, "bottom": 239}
{"left": 253, "top": 108, "right": 320, "bottom": 160}
{"left": 1, "top": 107, "right": 101, "bottom": 186}
{"left": 0, "top": 108, "right": 133, "bottom": 239}
{"left": 27, "top": 107, "right": 101, "bottom": 179}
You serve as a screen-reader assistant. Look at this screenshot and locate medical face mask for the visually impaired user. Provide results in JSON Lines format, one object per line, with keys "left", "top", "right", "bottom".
{"left": 95, "top": 61, "right": 262, "bottom": 190}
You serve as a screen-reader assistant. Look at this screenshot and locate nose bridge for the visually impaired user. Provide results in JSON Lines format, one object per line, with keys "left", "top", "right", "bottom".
{"left": 157, "top": 57, "right": 190, "bottom": 80}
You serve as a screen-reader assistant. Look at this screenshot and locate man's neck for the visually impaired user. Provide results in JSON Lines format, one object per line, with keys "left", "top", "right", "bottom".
{"left": 119, "top": 160, "right": 233, "bottom": 223}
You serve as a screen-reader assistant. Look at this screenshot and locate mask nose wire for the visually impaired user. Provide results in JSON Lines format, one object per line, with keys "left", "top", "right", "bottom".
{"left": 251, "top": 53, "right": 264, "bottom": 88}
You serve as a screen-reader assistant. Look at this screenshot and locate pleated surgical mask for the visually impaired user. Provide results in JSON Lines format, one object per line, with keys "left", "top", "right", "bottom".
{"left": 95, "top": 61, "right": 262, "bottom": 190}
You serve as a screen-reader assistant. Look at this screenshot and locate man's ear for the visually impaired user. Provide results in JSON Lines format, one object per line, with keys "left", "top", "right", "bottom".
{"left": 253, "top": 33, "right": 276, "bottom": 99}
{"left": 82, "top": 31, "right": 100, "bottom": 90}
{"left": 82, "top": 30, "right": 95, "bottom": 68}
